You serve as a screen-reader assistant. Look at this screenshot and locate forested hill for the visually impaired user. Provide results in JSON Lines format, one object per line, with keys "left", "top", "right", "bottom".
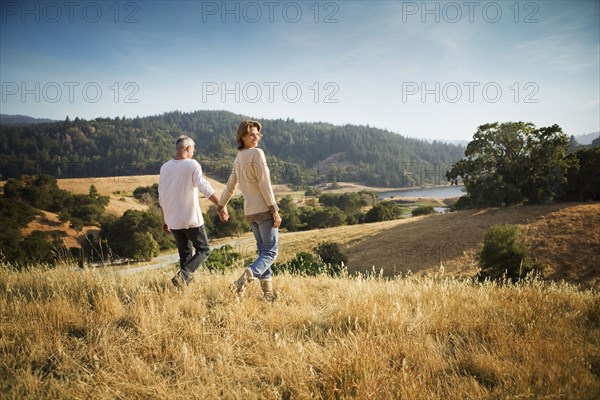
{"left": 0, "top": 114, "right": 57, "bottom": 125}
{"left": 0, "top": 110, "right": 465, "bottom": 187}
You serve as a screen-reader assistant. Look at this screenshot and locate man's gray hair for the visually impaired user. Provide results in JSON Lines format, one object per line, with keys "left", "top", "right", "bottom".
{"left": 176, "top": 135, "right": 195, "bottom": 149}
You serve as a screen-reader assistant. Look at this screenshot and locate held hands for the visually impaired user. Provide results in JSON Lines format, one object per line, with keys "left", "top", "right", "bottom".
{"left": 218, "top": 207, "right": 230, "bottom": 222}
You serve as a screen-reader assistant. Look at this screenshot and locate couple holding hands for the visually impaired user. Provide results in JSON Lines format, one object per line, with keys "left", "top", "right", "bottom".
{"left": 158, "top": 120, "right": 281, "bottom": 300}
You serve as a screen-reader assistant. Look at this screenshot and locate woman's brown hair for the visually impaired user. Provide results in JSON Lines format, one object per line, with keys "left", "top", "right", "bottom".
{"left": 236, "top": 120, "right": 262, "bottom": 150}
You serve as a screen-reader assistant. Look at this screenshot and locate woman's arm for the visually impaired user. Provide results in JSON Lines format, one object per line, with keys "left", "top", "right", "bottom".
{"left": 255, "top": 149, "right": 281, "bottom": 228}
{"left": 217, "top": 164, "right": 238, "bottom": 212}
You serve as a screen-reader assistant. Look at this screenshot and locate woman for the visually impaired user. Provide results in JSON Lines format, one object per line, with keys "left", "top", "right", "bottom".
{"left": 218, "top": 120, "right": 282, "bottom": 300}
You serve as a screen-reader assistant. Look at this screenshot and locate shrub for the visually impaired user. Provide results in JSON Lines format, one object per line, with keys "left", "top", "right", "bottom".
{"left": 412, "top": 205, "right": 435, "bottom": 216}
{"left": 314, "top": 242, "right": 348, "bottom": 267}
{"left": 304, "top": 187, "right": 321, "bottom": 197}
{"left": 273, "top": 251, "right": 344, "bottom": 277}
{"left": 319, "top": 192, "right": 367, "bottom": 212}
{"left": 479, "top": 224, "right": 533, "bottom": 282}
{"left": 365, "top": 201, "right": 404, "bottom": 223}
{"left": 273, "top": 252, "right": 323, "bottom": 276}
{"left": 204, "top": 245, "right": 242, "bottom": 273}
{"left": 452, "top": 195, "right": 474, "bottom": 210}
{"left": 133, "top": 184, "right": 159, "bottom": 204}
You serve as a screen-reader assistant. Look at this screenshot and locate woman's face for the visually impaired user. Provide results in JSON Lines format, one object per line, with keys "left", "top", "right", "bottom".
{"left": 241, "top": 126, "right": 261, "bottom": 149}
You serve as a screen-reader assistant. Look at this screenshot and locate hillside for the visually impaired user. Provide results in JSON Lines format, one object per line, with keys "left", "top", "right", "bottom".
{"left": 16, "top": 174, "right": 600, "bottom": 288}
{"left": 206, "top": 201, "right": 600, "bottom": 288}
{"left": 576, "top": 131, "right": 600, "bottom": 145}
{"left": 55, "top": 174, "right": 227, "bottom": 215}
{"left": 342, "top": 202, "right": 600, "bottom": 288}
{"left": 0, "top": 114, "right": 57, "bottom": 125}
{"left": 523, "top": 204, "right": 600, "bottom": 287}
{"left": 0, "top": 110, "right": 465, "bottom": 187}
{"left": 20, "top": 210, "right": 95, "bottom": 249}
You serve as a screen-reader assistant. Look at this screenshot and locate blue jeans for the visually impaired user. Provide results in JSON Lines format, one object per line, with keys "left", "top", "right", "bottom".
{"left": 249, "top": 218, "right": 278, "bottom": 280}
{"left": 171, "top": 225, "right": 211, "bottom": 282}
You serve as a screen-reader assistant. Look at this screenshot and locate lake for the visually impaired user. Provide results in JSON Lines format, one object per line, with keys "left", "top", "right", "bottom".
{"left": 378, "top": 185, "right": 465, "bottom": 200}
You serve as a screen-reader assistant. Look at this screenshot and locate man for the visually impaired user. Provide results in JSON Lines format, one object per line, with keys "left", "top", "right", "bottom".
{"left": 159, "top": 135, "right": 220, "bottom": 288}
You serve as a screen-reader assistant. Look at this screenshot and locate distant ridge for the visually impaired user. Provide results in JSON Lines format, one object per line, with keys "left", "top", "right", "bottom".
{"left": 575, "top": 131, "right": 600, "bottom": 145}
{"left": 0, "top": 114, "right": 57, "bottom": 126}
{"left": 0, "top": 110, "right": 465, "bottom": 186}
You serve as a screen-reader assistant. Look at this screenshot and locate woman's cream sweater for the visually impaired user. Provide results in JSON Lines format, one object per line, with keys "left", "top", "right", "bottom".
{"left": 218, "top": 147, "right": 278, "bottom": 219}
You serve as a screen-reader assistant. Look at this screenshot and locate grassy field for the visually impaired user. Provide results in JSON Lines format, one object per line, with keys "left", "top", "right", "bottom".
{"left": 1, "top": 265, "right": 599, "bottom": 399}
{"left": 4, "top": 176, "right": 600, "bottom": 398}
{"left": 53, "top": 175, "right": 444, "bottom": 216}
{"left": 16, "top": 175, "right": 600, "bottom": 289}
{"left": 55, "top": 174, "right": 227, "bottom": 215}
{"left": 217, "top": 202, "right": 599, "bottom": 289}
{"left": 343, "top": 203, "right": 600, "bottom": 287}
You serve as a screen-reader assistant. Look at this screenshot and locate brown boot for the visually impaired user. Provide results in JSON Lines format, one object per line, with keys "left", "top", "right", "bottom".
{"left": 229, "top": 268, "right": 256, "bottom": 296}
{"left": 260, "top": 279, "right": 276, "bottom": 302}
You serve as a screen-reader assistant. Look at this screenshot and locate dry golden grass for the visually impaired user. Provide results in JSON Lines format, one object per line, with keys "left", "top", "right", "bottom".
{"left": 56, "top": 174, "right": 162, "bottom": 196}
{"left": 1, "top": 265, "right": 598, "bottom": 399}
{"left": 56, "top": 174, "right": 227, "bottom": 216}
{"left": 343, "top": 203, "right": 600, "bottom": 287}
{"left": 222, "top": 218, "right": 410, "bottom": 265}
{"left": 522, "top": 203, "right": 600, "bottom": 288}
{"left": 16, "top": 172, "right": 600, "bottom": 290}
{"left": 19, "top": 210, "right": 86, "bottom": 249}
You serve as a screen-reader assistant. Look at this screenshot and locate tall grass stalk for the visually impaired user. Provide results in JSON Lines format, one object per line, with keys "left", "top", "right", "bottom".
{"left": 1, "top": 264, "right": 598, "bottom": 399}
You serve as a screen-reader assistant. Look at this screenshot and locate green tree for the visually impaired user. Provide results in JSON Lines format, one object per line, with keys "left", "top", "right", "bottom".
{"left": 3, "top": 174, "right": 70, "bottom": 212}
{"left": 131, "top": 232, "right": 160, "bottom": 261}
{"left": 299, "top": 206, "right": 346, "bottom": 230}
{"left": 560, "top": 147, "right": 600, "bottom": 201}
{"left": 0, "top": 192, "right": 40, "bottom": 265}
{"left": 20, "top": 231, "right": 65, "bottom": 266}
{"left": 304, "top": 187, "right": 321, "bottom": 197}
{"left": 59, "top": 185, "right": 109, "bottom": 226}
{"left": 100, "top": 209, "right": 173, "bottom": 260}
{"left": 446, "top": 122, "right": 575, "bottom": 207}
{"left": 319, "top": 192, "right": 367, "bottom": 213}
{"left": 88, "top": 184, "right": 100, "bottom": 198}
{"left": 522, "top": 125, "right": 576, "bottom": 203}
{"left": 277, "top": 196, "right": 301, "bottom": 231}
{"left": 207, "top": 197, "right": 250, "bottom": 238}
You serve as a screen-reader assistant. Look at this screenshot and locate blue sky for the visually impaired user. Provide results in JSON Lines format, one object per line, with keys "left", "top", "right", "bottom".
{"left": 1, "top": 0, "right": 598, "bottom": 141}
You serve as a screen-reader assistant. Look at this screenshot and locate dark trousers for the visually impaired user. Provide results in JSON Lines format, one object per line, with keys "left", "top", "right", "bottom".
{"left": 171, "top": 225, "right": 210, "bottom": 282}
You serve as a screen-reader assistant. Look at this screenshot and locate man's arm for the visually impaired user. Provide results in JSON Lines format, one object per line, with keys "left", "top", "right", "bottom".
{"left": 160, "top": 207, "right": 169, "bottom": 233}
{"left": 207, "top": 193, "right": 219, "bottom": 206}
